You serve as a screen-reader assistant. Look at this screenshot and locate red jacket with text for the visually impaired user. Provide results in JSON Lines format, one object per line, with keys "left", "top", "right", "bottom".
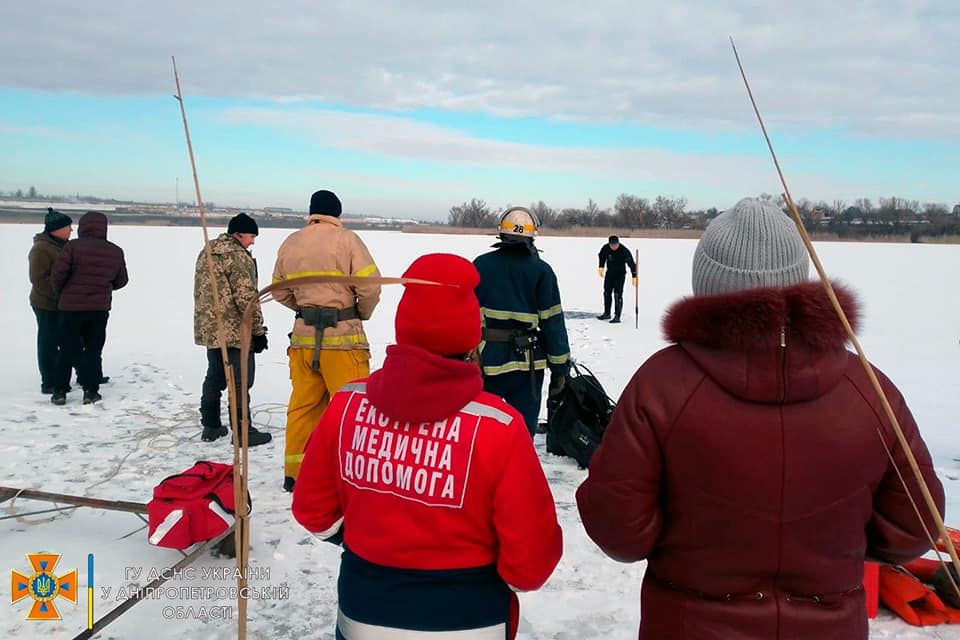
{"left": 576, "top": 282, "right": 944, "bottom": 640}
{"left": 293, "top": 343, "right": 562, "bottom": 638}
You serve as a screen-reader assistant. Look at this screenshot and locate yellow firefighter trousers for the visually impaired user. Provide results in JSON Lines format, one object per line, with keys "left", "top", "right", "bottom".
{"left": 285, "top": 347, "right": 371, "bottom": 479}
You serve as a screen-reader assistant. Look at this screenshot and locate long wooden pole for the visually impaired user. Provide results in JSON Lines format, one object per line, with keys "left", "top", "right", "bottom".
{"left": 634, "top": 248, "right": 639, "bottom": 329}
{"left": 729, "top": 38, "right": 959, "bottom": 589}
{"left": 172, "top": 57, "right": 249, "bottom": 639}
{"left": 0, "top": 486, "right": 148, "bottom": 514}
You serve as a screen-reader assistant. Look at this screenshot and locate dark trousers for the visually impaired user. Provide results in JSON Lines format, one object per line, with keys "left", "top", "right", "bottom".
{"left": 482, "top": 369, "right": 545, "bottom": 438}
{"left": 603, "top": 271, "right": 626, "bottom": 318}
{"left": 33, "top": 308, "right": 61, "bottom": 389}
{"left": 200, "top": 348, "right": 255, "bottom": 428}
{"left": 56, "top": 311, "right": 109, "bottom": 394}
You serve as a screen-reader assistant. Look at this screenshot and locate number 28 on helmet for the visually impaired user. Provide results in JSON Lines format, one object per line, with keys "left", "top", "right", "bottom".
{"left": 498, "top": 207, "right": 539, "bottom": 239}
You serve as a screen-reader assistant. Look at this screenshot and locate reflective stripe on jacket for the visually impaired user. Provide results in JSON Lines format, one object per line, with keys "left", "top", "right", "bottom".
{"left": 473, "top": 245, "right": 570, "bottom": 377}
{"left": 272, "top": 215, "right": 381, "bottom": 350}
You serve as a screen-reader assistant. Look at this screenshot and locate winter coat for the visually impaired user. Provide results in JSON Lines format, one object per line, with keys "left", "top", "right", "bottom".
{"left": 473, "top": 243, "right": 571, "bottom": 377}
{"left": 193, "top": 233, "right": 265, "bottom": 349}
{"left": 271, "top": 215, "right": 381, "bottom": 351}
{"left": 576, "top": 282, "right": 944, "bottom": 640}
{"left": 50, "top": 212, "right": 128, "bottom": 311}
{"left": 292, "top": 343, "right": 562, "bottom": 638}
{"left": 598, "top": 243, "right": 637, "bottom": 277}
{"left": 28, "top": 232, "right": 67, "bottom": 310}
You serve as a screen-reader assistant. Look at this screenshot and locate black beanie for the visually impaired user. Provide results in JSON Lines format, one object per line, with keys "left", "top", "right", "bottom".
{"left": 227, "top": 212, "right": 259, "bottom": 235}
{"left": 608, "top": 235, "right": 619, "bottom": 244}
{"left": 309, "top": 190, "right": 342, "bottom": 217}
{"left": 44, "top": 207, "right": 73, "bottom": 233}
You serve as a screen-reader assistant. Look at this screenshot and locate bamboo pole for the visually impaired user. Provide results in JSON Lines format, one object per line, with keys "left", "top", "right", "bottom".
{"left": 729, "top": 37, "right": 959, "bottom": 592}
{"left": 171, "top": 57, "right": 249, "bottom": 639}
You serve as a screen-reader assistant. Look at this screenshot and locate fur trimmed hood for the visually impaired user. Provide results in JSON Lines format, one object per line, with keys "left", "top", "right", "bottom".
{"left": 663, "top": 281, "right": 859, "bottom": 351}
{"left": 662, "top": 282, "right": 860, "bottom": 403}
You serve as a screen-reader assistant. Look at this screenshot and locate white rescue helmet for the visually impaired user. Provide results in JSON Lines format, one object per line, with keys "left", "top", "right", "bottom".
{"left": 498, "top": 206, "right": 539, "bottom": 239}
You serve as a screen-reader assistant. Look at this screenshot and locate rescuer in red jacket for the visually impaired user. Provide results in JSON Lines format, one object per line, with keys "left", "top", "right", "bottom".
{"left": 293, "top": 252, "right": 563, "bottom": 639}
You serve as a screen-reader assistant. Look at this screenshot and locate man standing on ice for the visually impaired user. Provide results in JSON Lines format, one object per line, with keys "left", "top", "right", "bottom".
{"left": 473, "top": 207, "right": 571, "bottom": 437}
{"left": 193, "top": 212, "right": 272, "bottom": 447}
{"left": 272, "top": 189, "right": 381, "bottom": 492}
{"left": 293, "top": 253, "right": 562, "bottom": 639}
{"left": 596, "top": 234, "right": 636, "bottom": 323}
{"left": 28, "top": 207, "right": 73, "bottom": 394}
{"left": 576, "top": 197, "right": 944, "bottom": 639}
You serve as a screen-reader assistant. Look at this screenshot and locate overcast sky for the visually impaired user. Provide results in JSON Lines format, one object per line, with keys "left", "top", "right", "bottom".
{"left": 1, "top": 0, "right": 957, "bottom": 219}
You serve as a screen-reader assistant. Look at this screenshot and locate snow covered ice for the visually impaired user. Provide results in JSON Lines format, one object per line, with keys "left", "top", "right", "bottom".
{"left": 1, "top": 224, "right": 958, "bottom": 639}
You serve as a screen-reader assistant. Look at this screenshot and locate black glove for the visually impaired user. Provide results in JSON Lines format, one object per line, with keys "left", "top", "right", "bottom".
{"left": 251, "top": 333, "right": 268, "bottom": 354}
{"left": 548, "top": 374, "right": 566, "bottom": 400}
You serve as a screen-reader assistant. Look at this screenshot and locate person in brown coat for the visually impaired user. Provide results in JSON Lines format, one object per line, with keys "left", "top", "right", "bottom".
{"left": 28, "top": 208, "right": 73, "bottom": 393}
{"left": 576, "top": 197, "right": 945, "bottom": 640}
{"left": 50, "top": 211, "right": 128, "bottom": 405}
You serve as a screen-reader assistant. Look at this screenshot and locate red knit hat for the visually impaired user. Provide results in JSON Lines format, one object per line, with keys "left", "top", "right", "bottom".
{"left": 395, "top": 253, "right": 481, "bottom": 356}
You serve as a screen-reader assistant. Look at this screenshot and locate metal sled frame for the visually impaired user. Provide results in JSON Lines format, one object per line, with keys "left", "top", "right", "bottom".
{"left": 0, "top": 485, "right": 235, "bottom": 640}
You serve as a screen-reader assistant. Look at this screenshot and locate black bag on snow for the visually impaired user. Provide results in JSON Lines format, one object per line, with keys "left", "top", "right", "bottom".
{"left": 545, "top": 361, "right": 616, "bottom": 469}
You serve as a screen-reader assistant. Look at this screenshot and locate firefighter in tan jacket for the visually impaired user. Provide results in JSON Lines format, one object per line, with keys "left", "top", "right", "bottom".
{"left": 272, "top": 190, "right": 381, "bottom": 492}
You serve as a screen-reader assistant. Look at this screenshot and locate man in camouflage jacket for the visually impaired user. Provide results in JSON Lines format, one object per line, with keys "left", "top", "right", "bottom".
{"left": 193, "top": 213, "right": 271, "bottom": 446}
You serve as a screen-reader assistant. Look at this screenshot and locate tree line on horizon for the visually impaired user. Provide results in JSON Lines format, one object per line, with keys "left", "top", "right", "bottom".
{"left": 448, "top": 194, "right": 960, "bottom": 240}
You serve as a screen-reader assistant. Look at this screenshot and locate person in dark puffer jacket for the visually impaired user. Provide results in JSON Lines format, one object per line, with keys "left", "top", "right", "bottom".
{"left": 50, "top": 211, "right": 128, "bottom": 405}
{"left": 577, "top": 197, "right": 944, "bottom": 640}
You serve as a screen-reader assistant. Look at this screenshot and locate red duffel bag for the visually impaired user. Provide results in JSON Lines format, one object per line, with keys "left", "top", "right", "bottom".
{"left": 147, "top": 461, "right": 248, "bottom": 549}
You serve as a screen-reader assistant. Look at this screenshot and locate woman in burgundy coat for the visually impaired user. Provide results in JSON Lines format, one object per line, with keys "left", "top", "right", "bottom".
{"left": 576, "top": 198, "right": 944, "bottom": 640}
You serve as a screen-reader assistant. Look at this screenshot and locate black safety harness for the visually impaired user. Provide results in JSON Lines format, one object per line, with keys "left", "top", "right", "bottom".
{"left": 296, "top": 306, "right": 359, "bottom": 371}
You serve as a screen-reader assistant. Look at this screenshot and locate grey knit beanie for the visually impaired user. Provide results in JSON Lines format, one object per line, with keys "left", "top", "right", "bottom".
{"left": 692, "top": 197, "right": 810, "bottom": 296}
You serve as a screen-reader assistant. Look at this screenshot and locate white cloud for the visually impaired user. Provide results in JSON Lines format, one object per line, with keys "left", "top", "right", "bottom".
{"left": 218, "top": 106, "right": 879, "bottom": 210}
{"left": 1, "top": 0, "right": 958, "bottom": 138}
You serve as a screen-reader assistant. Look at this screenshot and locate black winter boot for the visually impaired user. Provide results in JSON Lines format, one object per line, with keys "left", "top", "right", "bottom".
{"left": 235, "top": 426, "right": 272, "bottom": 447}
{"left": 82, "top": 390, "right": 102, "bottom": 404}
{"left": 201, "top": 425, "right": 229, "bottom": 442}
{"left": 283, "top": 476, "right": 296, "bottom": 493}
{"left": 597, "top": 313, "right": 611, "bottom": 320}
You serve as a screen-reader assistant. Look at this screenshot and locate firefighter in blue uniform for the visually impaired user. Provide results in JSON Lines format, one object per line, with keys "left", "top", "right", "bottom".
{"left": 473, "top": 207, "right": 571, "bottom": 437}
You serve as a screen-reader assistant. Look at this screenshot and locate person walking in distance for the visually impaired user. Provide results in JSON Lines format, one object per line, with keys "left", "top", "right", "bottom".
{"left": 28, "top": 208, "right": 72, "bottom": 394}
{"left": 272, "top": 189, "right": 381, "bottom": 492}
{"left": 292, "top": 253, "right": 562, "bottom": 639}
{"left": 49, "top": 211, "right": 128, "bottom": 405}
{"left": 577, "top": 197, "right": 944, "bottom": 640}
{"left": 193, "top": 212, "right": 272, "bottom": 447}
{"left": 596, "top": 235, "right": 636, "bottom": 323}
{"left": 473, "top": 206, "right": 571, "bottom": 437}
